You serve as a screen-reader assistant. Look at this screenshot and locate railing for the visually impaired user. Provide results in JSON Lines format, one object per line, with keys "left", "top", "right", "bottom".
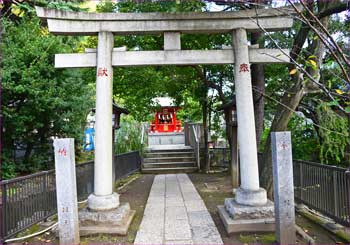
{"left": 0, "top": 151, "right": 141, "bottom": 241}
{"left": 76, "top": 161, "right": 94, "bottom": 201}
{"left": 189, "top": 124, "right": 200, "bottom": 169}
{"left": 209, "top": 147, "right": 230, "bottom": 167}
{"left": 140, "top": 123, "right": 148, "bottom": 154}
{"left": 210, "top": 150, "right": 350, "bottom": 227}
{"left": 293, "top": 160, "right": 350, "bottom": 227}
{"left": 1, "top": 170, "right": 57, "bottom": 242}
{"left": 114, "top": 151, "right": 141, "bottom": 180}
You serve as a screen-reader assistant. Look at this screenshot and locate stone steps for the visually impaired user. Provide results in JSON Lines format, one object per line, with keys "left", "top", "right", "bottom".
{"left": 143, "top": 161, "right": 195, "bottom": 169}
{"left": 144, "top": 156, "right": 196, "bottom": 163}
{"left": 141, "top": 167, "right": 198, "bottom": 174}
{"left": 145, "top": 146, "right": 193, "bottom": 152}
{"left": 142, "top": 146, "right": 198, "bottom": 174}
{"left": 144, "top": 151, "right": 195, "bottom": 158}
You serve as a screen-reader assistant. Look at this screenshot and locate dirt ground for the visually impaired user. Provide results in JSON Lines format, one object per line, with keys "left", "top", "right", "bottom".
{"left": 80, "top": 173, "right": 155, "bottom": 244}
{"left": 14, "top": 172, "right": 346, "bottom": 244}
{"left": 17, "top": 173, "right": 154, "bottom": 245}
{"left": 188, "top": 172, "right": 346, "bottom": 245}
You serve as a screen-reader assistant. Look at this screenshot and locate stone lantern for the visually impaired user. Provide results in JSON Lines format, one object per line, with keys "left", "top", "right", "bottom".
{"left": 218, "top": 97, "right": 239, "bottom": 188}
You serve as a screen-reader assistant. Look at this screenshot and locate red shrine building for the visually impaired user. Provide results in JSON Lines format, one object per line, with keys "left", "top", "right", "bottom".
{"left": 149, "top": 98, "right": 182, "bottom": 133}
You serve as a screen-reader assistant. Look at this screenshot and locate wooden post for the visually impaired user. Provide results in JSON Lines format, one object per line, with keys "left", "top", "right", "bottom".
{"left": 184, "top": 121, "right": 190, "bottom": 146}
{"left": 333, "top": 171, "right": 339, "bottom": 216}
{"left": 53, "top": 138, "right": 80, "bottom": 245}
{"left": 271, "top": 131, "right": 296, "bottom": 244}
{"left": 300, "top": 162, "right": 304, "bottom": 201}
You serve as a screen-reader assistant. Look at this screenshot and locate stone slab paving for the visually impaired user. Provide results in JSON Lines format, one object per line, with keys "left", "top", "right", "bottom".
{"left": 134, "top": 174, "right": 223, "bottom": 245}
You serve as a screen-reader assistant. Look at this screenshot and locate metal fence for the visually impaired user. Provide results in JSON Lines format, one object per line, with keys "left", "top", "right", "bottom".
{"left": 114, "top": 151, "right": 141, "bottom": 180}
{"left": 293, "top": 160, "right": 350, "bottom": 227}
{"left": 209, "top": 147, "right": 230, "bottom": 167}
{"left": 0, "top": 151, "right": 141, "bottom": 241}
{"left": 1, "top": 170, "right": 56, "bottom": 242}
{"left": 210, "top": 149, "right": 350, "bottom": 227}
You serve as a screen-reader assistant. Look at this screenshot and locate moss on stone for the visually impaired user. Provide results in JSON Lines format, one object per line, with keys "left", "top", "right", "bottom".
{"left": 18, "top": 223, "right": 40, "bottom": 237}
{"left": 115, "top": 172, "right": 141, "bottom": 190}
{"left": 238, "top": 233, "right": 276, "bottom": 244}
{"left": 335, "top": 230, "right": 350, "bottom": 243}
{"left": 298, "top": 209, "right": 350, "bottom": 243}
{"left": 300, "top": 209, "right": 326, "bottom": 225}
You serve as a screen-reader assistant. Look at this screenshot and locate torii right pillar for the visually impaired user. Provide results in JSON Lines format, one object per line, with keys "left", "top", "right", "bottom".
{"left": 218, "top": 28, "right": 275, "bottom": 233}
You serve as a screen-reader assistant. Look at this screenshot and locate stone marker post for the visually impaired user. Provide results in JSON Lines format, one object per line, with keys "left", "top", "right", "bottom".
{"left": 53, "top": 138, "right": 80, "bottom": 245}
{"left": 271, "top": 131, "right": 296, "bottom": 244}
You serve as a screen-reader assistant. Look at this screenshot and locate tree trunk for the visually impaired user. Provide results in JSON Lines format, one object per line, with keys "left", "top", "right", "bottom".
{"left": 251, "top": 32, "right": 265, "bottom": 147}
{"left": 0, "top": 3, "right": 3, "bottom": 181}
{"left": 23, "top": 142, "right": 34, "bottom": 164}
{"left": 260, "top": 79, "right": 305, "bottom": 199}
{"left": 260, "top": 14, "right": 329, "bottom": 198}
{"left": 347, "top": 114, "right": 350, "bottom": 166}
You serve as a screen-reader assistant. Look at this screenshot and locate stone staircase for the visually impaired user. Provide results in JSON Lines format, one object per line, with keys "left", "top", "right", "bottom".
{"left": 142, "top": 145, "right": 198, "bottom": 174}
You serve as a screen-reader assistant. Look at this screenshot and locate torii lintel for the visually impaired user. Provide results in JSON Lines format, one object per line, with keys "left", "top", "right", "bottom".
{"left": 35, "top": 6, "right": 295, "bottom": 35}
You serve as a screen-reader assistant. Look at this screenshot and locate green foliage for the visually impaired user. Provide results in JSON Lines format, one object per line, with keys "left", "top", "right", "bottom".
{"left": 287, "top": 115, "right": 320, "bottom": 161}
{"left": 1, "top": 153, "right": 16, "bottom": 179}
{"left": 115, "top": 117, "right": 143, "bottom": 154}
{"left": 91, "top": 0, "right": 211, "bottom": 123}
{"left": 317, "top": 104, "right": 350, "bottom": 165}
{"left": 46, "top": 1, "right": 87, "bottom": 12}
{"left": 116, "top": 0, "right": 205, "bottom": 13}
{"left": 2, "top": 17, "right": 94, "bottom": 176}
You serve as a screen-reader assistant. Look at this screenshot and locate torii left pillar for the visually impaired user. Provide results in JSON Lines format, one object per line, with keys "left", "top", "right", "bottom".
{"left": 79, "top": 32, "right": 135, "bottom": 236}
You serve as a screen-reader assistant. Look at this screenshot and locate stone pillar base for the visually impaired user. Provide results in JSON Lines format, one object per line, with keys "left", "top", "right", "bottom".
{"left": 235, "top": 187, "right": 267, "bottom": 206}
{"left": 88, "top": 192, "right": 119, "bottom": 211}
{"left": 218, "top": 198, "right": 275, "bottom": 233}
{"left": 79, "top": 202, "right": 135, "bottom": 236}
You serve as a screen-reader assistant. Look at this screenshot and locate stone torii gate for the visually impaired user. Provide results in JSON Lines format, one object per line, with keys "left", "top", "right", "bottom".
{"left": 36, "top": 7, "right": 293, "bottom": 234}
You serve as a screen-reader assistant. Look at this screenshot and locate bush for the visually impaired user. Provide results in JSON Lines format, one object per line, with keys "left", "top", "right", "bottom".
{"left": 115, "top": 118, "right": 144, "bottom": 154}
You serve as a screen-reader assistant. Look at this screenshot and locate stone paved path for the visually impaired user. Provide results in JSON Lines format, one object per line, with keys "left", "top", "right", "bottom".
{"left": 134, "top": 174, "right": 223, "bottom": 245}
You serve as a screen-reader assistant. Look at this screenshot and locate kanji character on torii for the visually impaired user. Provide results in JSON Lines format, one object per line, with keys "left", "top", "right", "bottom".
{"left": 36, "top": 6, "right": 294, "bottom": 235}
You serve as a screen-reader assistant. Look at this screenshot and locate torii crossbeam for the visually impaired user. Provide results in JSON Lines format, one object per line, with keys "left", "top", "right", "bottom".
{"left": 36, "top": 6, "right": 293, "bottom": 235}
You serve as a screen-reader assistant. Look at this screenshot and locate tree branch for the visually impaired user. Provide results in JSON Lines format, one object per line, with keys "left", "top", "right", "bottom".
{"left": 301, "top": 0, "right": 350, "bottom": 66}
{"left": 318, "top": 1, "right": 348, "bottom": 19}
{"left": 289, "top": 0, "right": 350, "bottom": 84}
{"left": 192, "top": 65, "right": 227, "bottom": 102}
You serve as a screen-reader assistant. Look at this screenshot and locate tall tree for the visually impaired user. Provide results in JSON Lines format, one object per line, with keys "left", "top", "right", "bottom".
{"left": 1, "top": 6, "right": 93, "bottom": 176}
{"left": 259, "top": 0, "right": 349, "bottom": 197}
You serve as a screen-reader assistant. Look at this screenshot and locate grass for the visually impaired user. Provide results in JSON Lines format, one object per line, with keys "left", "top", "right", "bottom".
{"left": 115, "top": 172, "right": 140, "bottom": 190}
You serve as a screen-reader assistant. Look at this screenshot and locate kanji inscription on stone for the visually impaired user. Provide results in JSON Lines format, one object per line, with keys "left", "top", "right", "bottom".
{"left": 53, "top": 138, "right": 80, "bottom": 244}
{"left": 271, "top": 131, "right": 296, "bottom": 244}
{"left": 239, "top": 63, "right": 249, "bottom": 73}
{"left": 97, "top": 67, "right": 108, "bottom": 77}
